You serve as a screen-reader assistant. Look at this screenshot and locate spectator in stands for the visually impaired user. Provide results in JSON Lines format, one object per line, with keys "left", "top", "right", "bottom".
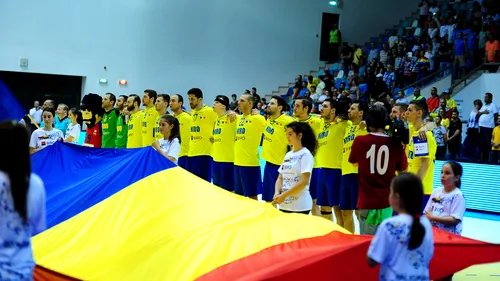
{"left": 388, "top": 30, "right": 399, "bottom": 49}
{"left": 429, "top": 0, "right": 439, "bottom": 15}
{"left": 438, "top": 37, "right": 453, "bottom": 76}
{"left": 348, "top": 78, "right": 360, "bottom": 101}
{"left": 370, "top": 74, "right": 389, "bottom": 100}
{"left": 413, "top": 88, "right": 425, "bottom": 101}
{"left": 454, "top": 32, "right": 467, "bottom": 78}
{"left": 380, "top": 44, "right": 390, "bottom": 67}
{"left": 368, "top": 42, "right": 379, "bottom": 62}
{"left": 394, "top": 50, "right": 406, "bottom": 88}
{"left": 471, "top": 1, "right": 484, "bottom": 32}
{"left": 485, "top": 34, "right": 500, "bottom": 73}
{"left": 419, "top": 0, "right": 430, "bottom": 27}
{"left": 478, "top": 92, "right": 499, "bottom": 163}
{"left": 479, "top": 25, "right": 489, "bottom": 55}
{"left": 329, "top": 23, "right": 341, "bottom": 62}
{"left": 491, "top": 116, "right": 500, "bottom": 164}
{"left": 415, "top": 50, "right": 430, "bottom": 81}
{"left": 230, "top": 94, "right": 238, "bottom": 111}
{"left": 383, "top": 65, "right": 396, "bottom": 94}
{"left": 352, "top": 44, "right": 362, "bottom": 66}
{"left": 463, "top": 99, "right": 482, "bottom": 159}
{"left": 427, "top": 87, "right": 440, "bottom": 113}
{"left": 340, "top": 42, "right": 353, "bottom": 71}
{"left": 448, "top": 110, "right": 462, "bottom": 160}
{"left": 431, "top": 115, "right": 447, "bottom": 160}
{"left": 443, "top": 90, "right": 456, "bottom": 117}
{"left": 395, "top": 90, "right": 409, "bottom": 104}
{"left": 317, "top": 75, "right": 325, "bottom": 95}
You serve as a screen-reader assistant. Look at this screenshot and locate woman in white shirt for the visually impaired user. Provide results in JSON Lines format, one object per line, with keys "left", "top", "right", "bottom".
{"left": 273, "top": 121, "right": 317, "bottom": 214}
{"left": 0, "top": 121, "right": 47, "bottom": 281}
{"left": 368, "top": 173, "right": 434, "bottom": 281}
{"left": 29, "top": 108, "right": 64, "bottom": 154}
{"left": 152, "top": 115, "right": 181, "bottom": 164}
{"left": 64, "top": 108, "right": 82, "bottom": 144}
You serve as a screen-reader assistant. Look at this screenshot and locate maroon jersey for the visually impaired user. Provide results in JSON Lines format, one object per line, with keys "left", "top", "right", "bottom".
{"left": 84, "top": 122, "right": 102, "bottom": 148}
{"left": 349, "top": 133, "right": 407, "bottom": 209}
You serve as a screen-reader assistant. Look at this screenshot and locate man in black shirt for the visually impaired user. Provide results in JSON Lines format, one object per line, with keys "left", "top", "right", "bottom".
{"left": 340, "top": 42, "right": 353, "bottom": 71}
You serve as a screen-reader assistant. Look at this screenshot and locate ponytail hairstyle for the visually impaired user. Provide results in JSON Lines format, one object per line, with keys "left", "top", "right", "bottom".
{"left": 391, "top": 172, "right": 425, "bottom": 250}
{"left": 160, "top": 115, "right": 181, "bottom": 143}
{"left": 286, "top": 121, "right": 318, "bottom": 156}
{"left": 69, "top": 107, "right": 83, "bottom": 127}
{"left": 0, "top": 121, "right": 31, "bottom": 222}
{"left": 444, "top": 161, "right": 463, "bottom": 188}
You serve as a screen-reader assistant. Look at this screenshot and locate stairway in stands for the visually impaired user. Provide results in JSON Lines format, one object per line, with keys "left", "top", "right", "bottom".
{"left": 266, "top": 8, "right": 422, "bottom": 101}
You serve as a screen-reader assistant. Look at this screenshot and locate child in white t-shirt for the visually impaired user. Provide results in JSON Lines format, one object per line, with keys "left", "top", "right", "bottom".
{"left": 29, "top": 108, "right": 64, "bottom": 154}
{"left": 273, "top": 122, "right": 315, "bottom": 214}
{"left": 424, "top": 161, "right": 466, "bottom": 235}
{"left": 368, "top": 172, "right": 434, "bottom": 281}
{"left": 64, "top": 108, "right": 82, "bottom": 145}
{"left": 152, "top": 115, "right": 180, "bottom": 164}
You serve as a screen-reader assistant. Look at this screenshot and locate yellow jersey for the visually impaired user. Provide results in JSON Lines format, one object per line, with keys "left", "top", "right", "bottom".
{"left": 141, "top": 106, "right": 159, "bottom": 147}
{"left": 127, "top": 110, "right": 145, "bottom": 148}
{"left": 318, "top": 119, "right": 350, "bottom": 169}
{"left": 295, "top": 116, "right": 323, "bottom": 168}
{"left": 153, "top": 112, "right": 169, "bottom": 141}
{"left": 175, "top": 111, "right": 191, "bottom": 158}
{"left": 188, "top": 106, "right": 218, "bottom": 157}
{"left": 234, "top": 114, "right": 266, "bottom": 166}
{"left": 261, "top": 114, "right": 294, "bottom": 165}
{"left": 342, "top": 123, "right": 368, "bottom": 175}
{"left": 407, "top": 128, "right": 437, "bottom": 195}
{"left": 493, "top": 126, "right": 500, "bottom": 151}
{"left": 212, "top": 114, "right": 237, "bottom": 163}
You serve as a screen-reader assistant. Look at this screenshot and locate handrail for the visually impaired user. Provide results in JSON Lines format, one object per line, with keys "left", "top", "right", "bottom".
{"left": 400, "top": 64, "right": 453, "bottom": 92}
{"left": 449, "top": 63, "right": 500, "bottom": 94}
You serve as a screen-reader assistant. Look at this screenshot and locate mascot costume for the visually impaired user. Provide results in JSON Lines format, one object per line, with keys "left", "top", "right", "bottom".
{"left": 81, "top": 93, "right": 104, "bottom": 148}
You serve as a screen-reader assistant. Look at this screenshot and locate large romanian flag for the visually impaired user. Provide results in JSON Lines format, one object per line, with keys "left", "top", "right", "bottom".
{"left": 31, "top": 142, "right": 500, "bottom": 280}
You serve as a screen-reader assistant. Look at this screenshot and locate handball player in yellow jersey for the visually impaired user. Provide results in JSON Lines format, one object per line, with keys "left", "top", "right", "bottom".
{"left": 317, "top": 98, "right": 350, "bottom": 225}
{"left": 170, "top": 94, "right": 191, "bottom": 170}
{"left": 293, "top": 96, "right": 323, "bottom": 215}
{"left": 406, "top": 99, "right": 437, "bottom": 211}
{"left": 261, "top": 96, "right": 294, "bottom": 203}
{"left": 126, "top": 94, "right": 145, "bottom": 148}
{"left": 212, "top": 95, "right": 236, "bottom": 192}
{"left": 234, "top": 93, "right": 266, "bottom": 200}
{"left": 340, "top": 101, "right": 368, "bottom": 233}
{"left": 141, "top": 89, "right": 159, "bottom": 147}
{"left": 153, "top": 94, "right": 170, "bottom": 141}
{"left": 186, "top": 88, "right": 218, "bottom": 182}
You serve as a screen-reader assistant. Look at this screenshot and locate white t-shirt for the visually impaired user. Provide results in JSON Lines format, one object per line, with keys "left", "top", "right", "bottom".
{"left": 478, "top": 102, "right": 499, "bottom": 128}
{"left": 0, "top": 171, "right": 46, "bottom": 281}
{"left": 278, "top": 148, "right": 314, "bottom": 212}
{"left": 158, "top": 138, "right": 180, "bottom": 164}
{"left": 368, "top": 214, "right": 434, "bottom": 281}
{"left": 29, "top": 128, "right": 64, "bottom": 149}
{"left": 65, "top": 123, "right": 81, "bottom": 144}
{"left": 29, "top": 107, "right": 42, "bottom": 124}
{"left": 424, "top": 187, "right": 465, "bottom": 235}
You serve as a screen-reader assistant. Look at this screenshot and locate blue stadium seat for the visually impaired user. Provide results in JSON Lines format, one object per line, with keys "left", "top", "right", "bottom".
{"left": 404, "top": 87, "right": 414, "bottom": 96}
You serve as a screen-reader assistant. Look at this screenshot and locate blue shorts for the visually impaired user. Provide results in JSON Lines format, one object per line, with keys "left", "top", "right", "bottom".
{"left": 234, "top": 165, "right": 262, "bottom": 197}
{"left": 213, "top": 161, "right": 234, "bottom": 192}
{"left": 309, "top": 168, "right": 320, "bottom": 200}
{"left": 317, "top": 168, "right": 342, "bottom": 207}
{"left": 262, "top": 162, "right": 280, "bottom": 202}
{"left": 187, "top": 156, "right": 213, "bottom": 182}
{"left": 340, "top": 174, "right": 359, "bottom": 210}
{"left": 178, "top": 156, "right": 188, "bottom": 170}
